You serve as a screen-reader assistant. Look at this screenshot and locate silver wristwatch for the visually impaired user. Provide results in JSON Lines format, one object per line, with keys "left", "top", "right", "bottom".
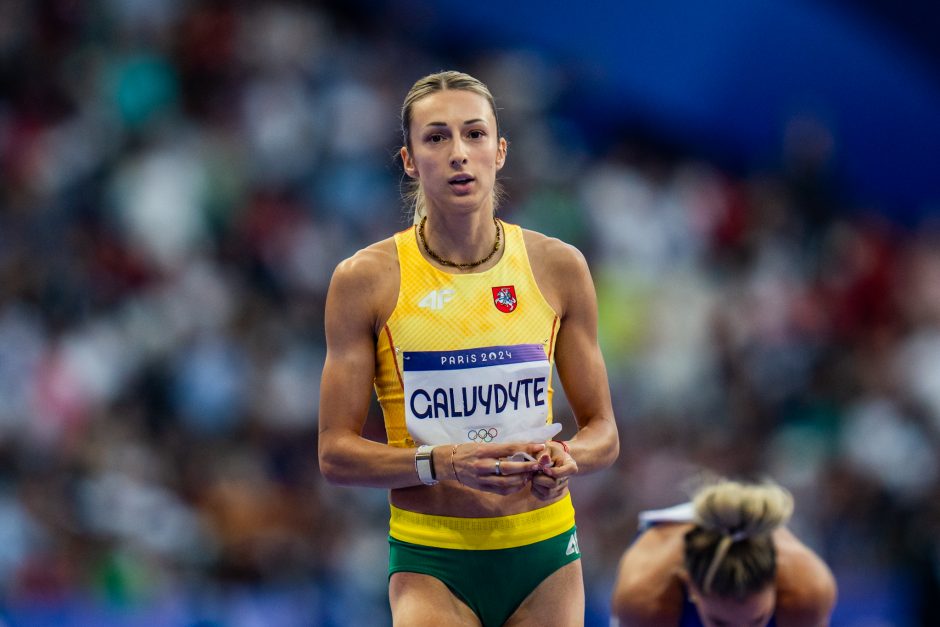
{"left": 415, "top": 445, "right": 438, "bottom": 485}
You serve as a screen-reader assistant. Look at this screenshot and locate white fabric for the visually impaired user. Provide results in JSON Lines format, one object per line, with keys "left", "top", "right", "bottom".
{"left": 637, "top": 501, "right": 695, "bottom": 532}
{"left": 403, "top": 343, "right": 557, "bottom": 445}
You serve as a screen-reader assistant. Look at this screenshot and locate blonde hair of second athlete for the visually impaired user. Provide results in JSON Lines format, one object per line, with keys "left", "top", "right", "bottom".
{"left": 684, "top": 480, "right": 794, "bottom": 598}
{"left": 400, "top": 70, "right": 505, "bottom": 224}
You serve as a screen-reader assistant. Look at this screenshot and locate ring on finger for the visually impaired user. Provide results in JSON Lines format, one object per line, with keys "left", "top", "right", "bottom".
{"left": 495, "top": 459, "right": 502, "bottom": 475}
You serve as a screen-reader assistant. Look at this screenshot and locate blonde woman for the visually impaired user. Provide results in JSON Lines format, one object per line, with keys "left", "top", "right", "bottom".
{"left": 611, "top": 480, "right": 837, "bottom": 627}
{"left": 318, "top": 71, "right": 619, "bottom": 626}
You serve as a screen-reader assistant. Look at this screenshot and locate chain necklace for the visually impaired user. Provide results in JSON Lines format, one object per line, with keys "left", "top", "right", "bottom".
{"left": 418, "top": 215, "right": 501, "bottom": 269}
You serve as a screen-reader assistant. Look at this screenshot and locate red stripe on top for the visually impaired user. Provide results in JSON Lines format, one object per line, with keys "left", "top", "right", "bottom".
{"left": 384, "top": 324, "right": 404, "bottom": 390}
{"left": 547, "top": 316, "right": 559, "bottom": 359}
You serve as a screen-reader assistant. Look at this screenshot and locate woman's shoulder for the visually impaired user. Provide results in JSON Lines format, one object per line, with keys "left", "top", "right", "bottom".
{"left": 520, "top": 227, "right": 587, "bottom": 271}
{"left": 618, "top": 522, "right": 690, "bottom": 580}
{"left": 331, "top": 237, "right": 398, "bottom": 284}
{"left": 520, "top": 228, "right": 592, "bottom": 315}
{"left": 611, "top": 523, "right": 689, "bottom": 626}
{"left": 327, "top": 237, "right": 400, "bottom": 327}
{"left": 774, "top": 528, "right": 838, "bottom": 619}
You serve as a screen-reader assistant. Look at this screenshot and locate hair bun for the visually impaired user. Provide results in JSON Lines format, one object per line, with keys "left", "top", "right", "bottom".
{"left": 692, "top": 479, "right": 794, "bottom": 540}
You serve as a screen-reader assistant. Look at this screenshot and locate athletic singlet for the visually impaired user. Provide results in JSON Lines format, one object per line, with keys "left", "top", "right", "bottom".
{"left": 637, "top": 504, "right": 779, "bottom": 627}
{"left": 374, "top": 220, "right": 562, "bottom": 448}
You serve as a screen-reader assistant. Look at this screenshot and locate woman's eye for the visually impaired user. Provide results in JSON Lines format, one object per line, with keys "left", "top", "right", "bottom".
{"left": 427, "top": 134, "right": 445, "bottom": 143}
{"left": 468, "top": 130, "right": 485, "bottom": 139}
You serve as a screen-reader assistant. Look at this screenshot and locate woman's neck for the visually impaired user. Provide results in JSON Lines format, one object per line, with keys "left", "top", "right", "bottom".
{"left": 418, "top": 212, "right": 502, "bottom": 270}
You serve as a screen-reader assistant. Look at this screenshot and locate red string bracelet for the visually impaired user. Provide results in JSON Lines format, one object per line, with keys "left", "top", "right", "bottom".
{"left": 553, "top": 439, "right": 570, "bottom": 454}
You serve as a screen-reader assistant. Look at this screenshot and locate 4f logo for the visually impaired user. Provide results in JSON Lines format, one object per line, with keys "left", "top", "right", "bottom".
{"left": 418, "top": 289, "right": 455, "bottom": 310}
{"left": 566, "top": 531, "right": 580, "bottom": 556}
{"left": 492, "top": 285, "right": 517, "bottom": 313}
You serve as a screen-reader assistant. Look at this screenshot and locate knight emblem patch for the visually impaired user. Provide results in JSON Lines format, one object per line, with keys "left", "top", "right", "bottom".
{"left": 492, "top": 285, "right": 517, "bottom": 313}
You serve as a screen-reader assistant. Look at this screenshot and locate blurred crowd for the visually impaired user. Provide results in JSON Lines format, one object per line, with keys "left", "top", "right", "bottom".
{"left": 1, "top": 2, "right": 939, "bottom": 625}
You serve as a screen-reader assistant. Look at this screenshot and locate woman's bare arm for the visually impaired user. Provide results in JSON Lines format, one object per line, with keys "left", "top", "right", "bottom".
{"left": 527, "top": 233, "right": 619, "bottom": 492}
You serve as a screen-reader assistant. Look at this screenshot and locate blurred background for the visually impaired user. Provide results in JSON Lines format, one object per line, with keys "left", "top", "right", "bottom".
{"left": 1, "top": 0, "right": 939, "bottom": 625}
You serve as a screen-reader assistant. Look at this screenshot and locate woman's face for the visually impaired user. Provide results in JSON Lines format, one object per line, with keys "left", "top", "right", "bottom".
{"left": 689, "top": 584, "right": 776, "bottom": 627}
{"left": 401, "top": 89, "right": 507, "bottom": 215}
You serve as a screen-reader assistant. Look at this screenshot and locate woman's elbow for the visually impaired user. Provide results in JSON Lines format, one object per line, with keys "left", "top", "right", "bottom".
{"left": 318, "top": 456, "right": 343, "bottom": 485}
{"left": 601, "top": 419, "right": 620, "bottom": 467}
{"left": 607, "top": 434, "right": 621, "bottom": 467}
{"left": 317, "top": 434, "right": 349, "bottom": 485}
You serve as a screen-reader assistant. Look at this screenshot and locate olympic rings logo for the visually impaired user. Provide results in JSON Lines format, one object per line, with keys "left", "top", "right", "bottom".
{"left": 468, "top": 428, "right": 498, "bottom": 442}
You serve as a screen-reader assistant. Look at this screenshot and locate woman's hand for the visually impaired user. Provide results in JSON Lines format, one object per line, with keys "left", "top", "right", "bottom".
{"left": 449, "top": 442, "right": 546, "bottom": 495}
{"left": 530, "top": 440, "right": 578, "bottom": 501}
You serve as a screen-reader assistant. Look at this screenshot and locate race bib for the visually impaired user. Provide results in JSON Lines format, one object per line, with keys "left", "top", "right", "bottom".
{"left": 403, "top": 344, "right": 558, "bottom": 445}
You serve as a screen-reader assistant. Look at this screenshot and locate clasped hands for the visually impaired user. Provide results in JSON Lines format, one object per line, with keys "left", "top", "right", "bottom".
{"left": 451, "top": 441, "right": 577, "bottom": 500}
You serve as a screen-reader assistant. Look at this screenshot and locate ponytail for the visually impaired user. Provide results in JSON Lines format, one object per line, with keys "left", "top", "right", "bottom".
{"left": 684, "top": 480, "right": 794, "bottom": 598}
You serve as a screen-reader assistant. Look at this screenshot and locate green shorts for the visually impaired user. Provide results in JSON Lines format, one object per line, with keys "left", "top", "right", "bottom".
{"left": 388, "top": 525, "right": 580, "bottom": 627}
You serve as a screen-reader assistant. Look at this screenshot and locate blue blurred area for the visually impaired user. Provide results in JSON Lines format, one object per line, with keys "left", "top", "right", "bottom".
{"left": 379, "top": 0, "right": 940, "bottom": 222}
{"left": 1, "top": 2, "right": 939, "bottom": 626}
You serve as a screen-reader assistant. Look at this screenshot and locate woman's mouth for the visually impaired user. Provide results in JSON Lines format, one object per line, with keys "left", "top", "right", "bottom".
{"left": 449, "top": 175, "right": 475, "bottom": 193}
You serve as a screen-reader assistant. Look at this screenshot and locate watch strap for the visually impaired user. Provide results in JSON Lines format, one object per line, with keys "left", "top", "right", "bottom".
{"left": 415, "top": 445, "right": 438, "bottom": 485}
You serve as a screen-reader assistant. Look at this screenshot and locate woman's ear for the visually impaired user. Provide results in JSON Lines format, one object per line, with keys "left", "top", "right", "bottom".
{"left": 401, "top": 146, "right": 418, "bottom": 178}
{"left": 496, "top": 137, "right": 508, "bottom": 170}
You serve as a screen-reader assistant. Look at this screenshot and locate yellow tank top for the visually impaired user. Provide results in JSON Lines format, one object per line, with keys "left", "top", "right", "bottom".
{"left": 375, "top": 220, "right": 561, "bottom": 448}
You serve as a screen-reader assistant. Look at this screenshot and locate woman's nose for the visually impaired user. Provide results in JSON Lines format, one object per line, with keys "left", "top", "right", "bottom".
{"left": 450, "top": 141, "right": 468, "bottom": 168}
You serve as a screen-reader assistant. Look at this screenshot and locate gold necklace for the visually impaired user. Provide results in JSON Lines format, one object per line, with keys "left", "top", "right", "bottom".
{"left": 418, "top": 215, "right": 501, "bottom": 269}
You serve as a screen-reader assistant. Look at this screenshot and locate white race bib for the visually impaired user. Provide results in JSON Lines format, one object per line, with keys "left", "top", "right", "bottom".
{"left": 402, "top": 344, "right": 560, "bottom": 445}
